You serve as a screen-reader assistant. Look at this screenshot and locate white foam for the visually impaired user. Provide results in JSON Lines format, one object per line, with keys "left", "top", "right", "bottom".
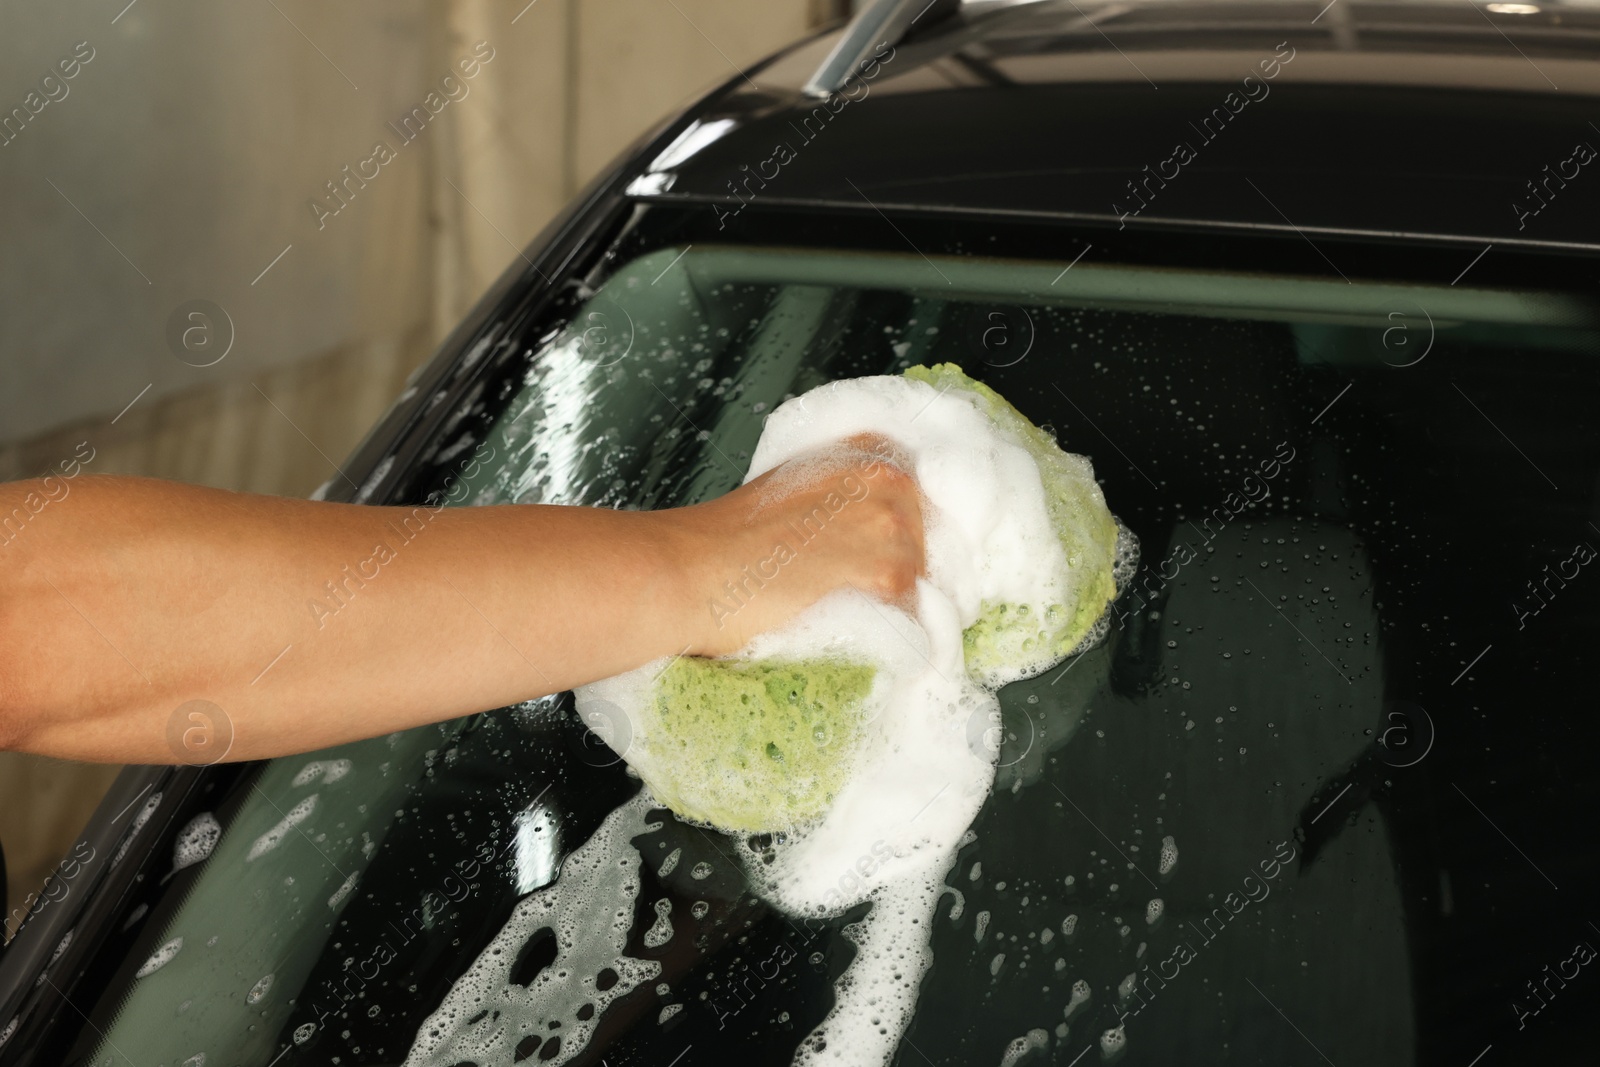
{"left": 415, "top": 373, "right": 1126, "bottom": 1067}
{"left": 404, "top": 794, "right": 662, "bottom": 1067}
{"left": 1000, "top": 1029, "right": 1050, "bottom": 1067}
{"left": 1158, "top": 835, "right": 1179, "bottom": 876}
{"left": 1065, "top": 978, "right": 1091, "bottom": 1019}
{"left": 135, "top": 936, "right": 183, "bottom": 978}
{"left": 245, "top": 796, "right": 316, "bottom": 861}
{"left": 642, "top": 898, "right": 674, "bottom": 949}
{"left": 730, "top": 583, "right": 998, "bottom": 916}
{"left": 246, "top": 973, "right": 273, "bottom": 1005}
{"left": 744, "top": 377, "right": 1072, "bottom": 657}
{"left": 793, "top": 874, "right": 944, "bottom": 1067}
{"left": 942, "top": 886, "right": 966, "bottom": 922}
{"left": 111, "top": 791, "right": 162, "bottom": 868}
{"left": 328, "top": 872, "right": 360, "bottom": 910}
{"left": 171, "top": 813, "right": 221, "bottom": 874}
{"left": 657, "top": 847, "right": 681, "bottom": 878}
{"left": 576, "top": 372, "right": 1132, "bottom": 1067}
{"left": 292, "top": 758, "right": 352, "bottom": 787}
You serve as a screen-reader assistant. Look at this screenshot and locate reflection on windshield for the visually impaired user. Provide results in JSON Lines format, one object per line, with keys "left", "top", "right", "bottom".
{"left": 75, "top": 244, "right": 1600, "bottom": 1067}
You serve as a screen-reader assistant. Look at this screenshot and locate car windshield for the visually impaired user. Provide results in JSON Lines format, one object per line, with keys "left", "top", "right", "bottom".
{"left": 59, "top": 236, "right": 1600, "bottom": 1067}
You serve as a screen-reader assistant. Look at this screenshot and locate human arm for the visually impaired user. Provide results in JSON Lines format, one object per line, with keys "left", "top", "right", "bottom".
{"left": 0, "top": 442, "right": 921, "bottom": 763}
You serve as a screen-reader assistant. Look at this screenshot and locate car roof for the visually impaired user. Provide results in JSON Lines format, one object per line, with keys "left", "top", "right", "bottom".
{"left": 626, "top": 0, "right": 1600, "bottom": 253}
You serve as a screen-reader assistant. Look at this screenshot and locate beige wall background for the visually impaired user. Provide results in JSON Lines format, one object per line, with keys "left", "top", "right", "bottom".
{"left": 1, "top": 0, "right": 841, "bottom": 936}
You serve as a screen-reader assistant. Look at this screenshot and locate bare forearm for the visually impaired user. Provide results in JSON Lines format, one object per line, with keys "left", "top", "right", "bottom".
{"left": 0, "top": 442, "right": 922, "bottom": 765}
{"left": 0, "top": 476, "right": 701, "bottom": 762}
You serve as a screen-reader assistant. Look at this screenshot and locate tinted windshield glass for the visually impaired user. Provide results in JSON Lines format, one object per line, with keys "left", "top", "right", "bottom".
{"left": 62, "top": 237, "right": 1600, "bottom": 1067}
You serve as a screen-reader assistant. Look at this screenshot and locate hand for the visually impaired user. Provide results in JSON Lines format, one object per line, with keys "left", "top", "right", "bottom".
{"left": 668, "top": 434, "right": 926, "bottom": 657}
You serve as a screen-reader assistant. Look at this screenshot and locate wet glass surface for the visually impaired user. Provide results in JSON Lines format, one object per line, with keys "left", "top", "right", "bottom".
{"left": 62, "top": 232, "right": 1600, "bottom": 1067}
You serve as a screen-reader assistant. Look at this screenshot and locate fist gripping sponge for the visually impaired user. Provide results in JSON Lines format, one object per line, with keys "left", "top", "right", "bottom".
{"left": 576, "top": 364, "right": 1129, "bottom": 833}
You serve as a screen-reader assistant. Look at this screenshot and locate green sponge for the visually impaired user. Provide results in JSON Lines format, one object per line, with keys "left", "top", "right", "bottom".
{"left": 903, "top": 363, "right": 1121, "bottom": 682}
{"left": 644, "top": 657, "right": 876, "bottom": 831}
{"left": 634, "top": 365, "right": 1120, "bottom": 831}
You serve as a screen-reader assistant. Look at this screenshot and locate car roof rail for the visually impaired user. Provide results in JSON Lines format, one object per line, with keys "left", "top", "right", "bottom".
{"left": 802, "top": 0, "right": 964, "bottom": 97}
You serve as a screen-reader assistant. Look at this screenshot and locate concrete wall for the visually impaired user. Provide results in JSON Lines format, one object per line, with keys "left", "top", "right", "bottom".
{"left": 1, "top": 0, "right": 836, "bottom": 936}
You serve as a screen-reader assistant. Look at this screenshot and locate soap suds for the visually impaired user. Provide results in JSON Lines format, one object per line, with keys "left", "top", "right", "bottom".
{"left": 245, "top": 796, "right": 316, "bottom": 861}
{"left": 292, "top": 758, "right": 352, "bottom": 787}
{"left": 170, "top": 813, "right": 221, "bottom": 874}
{"left": 1100, "top": 1024, "right": 1127, "bottom": 1056}
{"left": 643, "top": 898, "right": 674, "bottom": 949}
{"left": 1000, "top": 1028, "right": 1050, "bottom": 1067}
{"left": 403, "top": 794, "right": 661, "bottom": 1067}
{"left": 585, "top": 370, "right": 1130, "bottom": 1067}
{"left": 1158, "top": 835, "right": 1179, "bottom": 876}
{"left": 418, "top": 369, "right": 1131, "bottom": 1067}
{"left": 657, "top": 847, "right": 681, "bottom": 878}
{"left": 135, "top": 936, "right": 183, "bottom": 978}
{"left": 111, "top": 791, "right": 162, "bottom": 868}
{"left": 1065, "top": 978, "right": 1091, "bottom": 1019}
